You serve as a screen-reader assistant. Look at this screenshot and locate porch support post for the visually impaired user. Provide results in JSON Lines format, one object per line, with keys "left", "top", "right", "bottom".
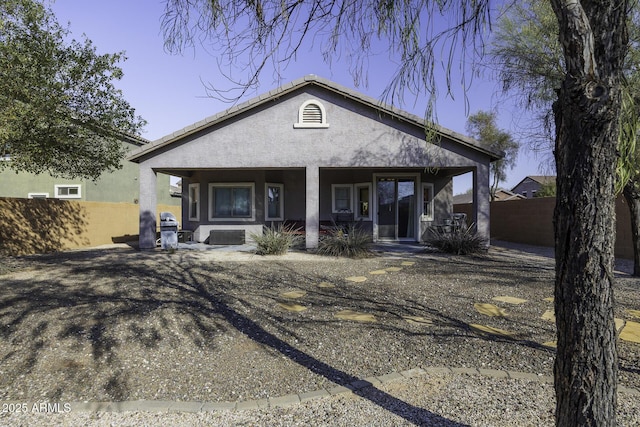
{"left": 305, "top": 165, "right": 320, "bottom": 249}
{"left": 139, "top": 166, "right": 158, "bottom": 250}
{"left": 473, "top": 163, "right": 491, "bottom": 245}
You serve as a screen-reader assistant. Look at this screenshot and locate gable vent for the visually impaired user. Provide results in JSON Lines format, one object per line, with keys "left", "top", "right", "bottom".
{"left": 302, "top": 103, "right": 323, "bottom": 123}
{"left": 294, "top": 99, "right": 329, "bottom": 129}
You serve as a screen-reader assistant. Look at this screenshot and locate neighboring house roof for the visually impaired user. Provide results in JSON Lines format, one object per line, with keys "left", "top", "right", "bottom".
{"left": 128, "top": 75, "right": 503, "bottom": 163}
{"left": 118, "top": 131, "right": 150, "bottom": 148}
{"left": 453, "top": 192, "right": 473, "bottom": 204}
{"left": 511, "top": 175, "right": 556, "bottom": 191}
{"left": 453, "top": 188, "right": 525, "bottom": 204}
{"left": 494, "top": 189, "right": 526, "bottom": 201}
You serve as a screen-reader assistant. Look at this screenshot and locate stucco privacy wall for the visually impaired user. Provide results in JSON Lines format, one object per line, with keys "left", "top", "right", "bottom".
{"left": 0, "top": 198, "right": 181, "bottom": 255}
{"left": 454, "top": 196, "right": 634, "bottom": 260}
{"left": 131, "top": 76, "right": 496, "bottom": 249}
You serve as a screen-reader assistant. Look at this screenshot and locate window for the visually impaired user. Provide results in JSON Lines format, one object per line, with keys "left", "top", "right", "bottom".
{"left": 294, "top": 100, "right": 329, "bottom": 128}
{"left": 422, "top": 183, "right": 434, "bottom": 220}
{"left": 209, "top": 183, "right": 255, "bottom": 221}
{"left": 522, "top": 191, "right": 528, "bottom": 197}
{"left": 355, "top": 183, "right": 372, "bottom": 220}
{"left": 28, "top": 193, "right": 49, "bottom": 199}
{"left": 265, "top": 183, "right": 284, "bottom": 221}
{"left": 188, "top": 183, "right": 200, "bottom": 221}
{"left": 54, "top": 185, "right": 81, "bottom": 199}
{"left": 331, "top": 184, "right": 352, "bottom": 213}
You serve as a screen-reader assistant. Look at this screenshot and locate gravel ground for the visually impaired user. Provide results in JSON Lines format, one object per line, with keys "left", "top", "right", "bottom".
{"left": 0, "top": 241, "right": 639, "bottom": 426}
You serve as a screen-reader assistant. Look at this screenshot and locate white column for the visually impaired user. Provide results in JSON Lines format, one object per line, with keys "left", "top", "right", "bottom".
{"left": 139, "top": 166, "right": 158, "bottom": 250}
{"left": 305, "top": 166, "right": 320, "bottom": 249}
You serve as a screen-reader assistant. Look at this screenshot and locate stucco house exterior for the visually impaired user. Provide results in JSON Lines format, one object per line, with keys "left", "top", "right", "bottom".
{"left": 129, "top": 75, "right": 502, "bottom": 250}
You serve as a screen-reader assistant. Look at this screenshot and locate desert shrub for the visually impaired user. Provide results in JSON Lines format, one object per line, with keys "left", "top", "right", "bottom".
{"left": 317, "top": 224, "right": 373, "bottom": 258}
{"left": 250, "top": 223, "right": 303, "bottom": 255}
{"left": 425, "top": 223, "right": 488, "bottom": 255}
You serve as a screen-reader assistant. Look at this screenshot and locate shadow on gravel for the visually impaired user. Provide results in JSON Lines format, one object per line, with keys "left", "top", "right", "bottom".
{"left": 1, "top": 247, "right": 637, "bottom": 423}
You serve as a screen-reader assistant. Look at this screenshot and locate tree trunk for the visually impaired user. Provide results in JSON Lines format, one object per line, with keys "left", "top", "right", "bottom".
{"left": 553, "top": 79, "right": 620, "bottom": 426}
{"left": 623, "top": 180, "right": 640, "bottom": 276}
{"left": 550, "top": 2, "right": 627, "bottom": 426}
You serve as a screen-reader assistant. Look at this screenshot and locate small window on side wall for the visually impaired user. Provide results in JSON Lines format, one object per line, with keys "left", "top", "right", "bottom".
{"left": 188, "top": 183, "right": 200, "bottom": 221}
{"left": 422, "top": 183, "right": 434, "bottom": 221}
{"left": 294, "top": 100, "right": 329, "bottom": 128}
{"left": 55, "top": 185, "right": 81, "bottom": 199}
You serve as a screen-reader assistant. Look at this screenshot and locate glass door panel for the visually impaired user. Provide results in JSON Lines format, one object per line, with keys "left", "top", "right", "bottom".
{"left": 377, "top": 179, "right": 396, "bottom": 239}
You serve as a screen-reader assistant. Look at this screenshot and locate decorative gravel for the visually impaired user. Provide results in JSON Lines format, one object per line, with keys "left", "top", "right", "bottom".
{"left": 1, "top": 241, "right": 639, "bottom": 426}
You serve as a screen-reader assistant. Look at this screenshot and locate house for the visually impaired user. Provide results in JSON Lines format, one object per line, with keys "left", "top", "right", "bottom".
{"left": 511, "top": 176, "right": 556, "bottom": 198}
{"left": 453, "top": 188, "right": 525, "bottom": 204}
{"left": 128, "top": 75, "right": 503, "bottom": 250}
{"left": 0, "top": 133, "right": 179, "bottom": 205}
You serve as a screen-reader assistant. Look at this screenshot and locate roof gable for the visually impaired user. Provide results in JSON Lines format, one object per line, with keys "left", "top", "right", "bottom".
{"left": 128, "top": 75, "right": 502, "bottom": 163}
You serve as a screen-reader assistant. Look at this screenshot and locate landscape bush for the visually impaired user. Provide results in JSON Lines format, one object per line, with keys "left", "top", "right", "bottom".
{"left": 250, "top": 223, "right": 304, "bottom": 255}
{"left": 424, "top": 223, "right": 488, "bottom": 255}
{"left": 316, "top": 224, "right": 373, "bottom": 258}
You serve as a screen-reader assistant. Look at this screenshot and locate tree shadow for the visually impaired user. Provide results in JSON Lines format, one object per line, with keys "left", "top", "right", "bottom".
{"left": 0, "top": 197, "right": 89, "bottom": 255}
{"left": 4, "top": 248, "right": 636, "bottom": 423}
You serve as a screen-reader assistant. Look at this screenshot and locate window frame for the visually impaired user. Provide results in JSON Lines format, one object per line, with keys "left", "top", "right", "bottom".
{"left": 54, "top": 184, "right": 81, "bottom": 199}
{"left": 265, "top": 183, "right": 285, "bottom": 221}
{"left": 188, "top": 183, "right": 200, "bottom": 221}
{"left": 208, "top": 183, "right": 255, "bottom": 222}
{"left": 422, "top": 183, "right": 435, "bottom": 221}
{"left": 331, "top": 184, "right": 353, "bottom": 214}
{"left": 354, "top": 182, "right": 372, "bottom": 221}
{"left": 294, "top": 99, "right": 329, "bottom": 129}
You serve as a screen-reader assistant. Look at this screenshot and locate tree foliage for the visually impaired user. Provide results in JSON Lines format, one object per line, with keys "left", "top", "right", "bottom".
{"left": 465, "top": 110, "right": 518, "bottom": 201}
{"left": 491, "top": 1, "right": 640, "bottom": 194}
{"left": 162, "top": 0, "right": 491, "bottom": 117}
{"left": 0, "top": 0, "right": 145, "bottom": 180}
{"left": 534, "top": 180, "right": 557, "bottom": 198}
